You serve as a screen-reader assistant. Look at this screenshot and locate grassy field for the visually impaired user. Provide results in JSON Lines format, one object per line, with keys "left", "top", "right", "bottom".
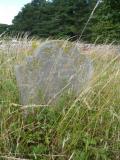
{"left": 0, "top": 37, "right": 120, "bottom": 160}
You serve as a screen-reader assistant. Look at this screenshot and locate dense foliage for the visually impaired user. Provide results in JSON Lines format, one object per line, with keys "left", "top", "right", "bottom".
{"left": 1, "top": 0, "right": 120, "bottom": 43}
{"left": 91, "top": 0, "right": 120, "bottom": 43}
{"left": 0, "top": 24, "right": 9, "bottom": 35}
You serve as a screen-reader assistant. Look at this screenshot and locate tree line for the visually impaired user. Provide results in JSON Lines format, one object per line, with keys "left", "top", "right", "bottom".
{"left": 0, "top": 0, "right": 120, "bottom": 43}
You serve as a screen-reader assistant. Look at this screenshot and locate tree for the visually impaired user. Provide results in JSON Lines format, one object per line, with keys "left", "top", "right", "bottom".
{"left": 12, "top": 0, "right": 120, "bottom": 43}
{"left": 47, "top": 0, "right": 94, "bottom": 40}
{"left": 12, "top": 0, "right": 53, "bottom": 37}
{"left": 12, "top": 0, "right": 92, "bottom": 40}
{"left": 0, "top": 24, "right": 9, "bottom": 34}
{"left": 90, "top": 0, "right": 120, "bottom": 43}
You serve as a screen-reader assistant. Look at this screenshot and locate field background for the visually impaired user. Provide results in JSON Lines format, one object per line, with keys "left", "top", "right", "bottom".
{"left": 0, "top": 37, "right": 120, "bottom": 160}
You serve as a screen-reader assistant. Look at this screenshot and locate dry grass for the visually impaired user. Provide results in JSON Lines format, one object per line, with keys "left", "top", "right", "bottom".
{"left": 0, "top": 36, "right": 120, "bottom": 160}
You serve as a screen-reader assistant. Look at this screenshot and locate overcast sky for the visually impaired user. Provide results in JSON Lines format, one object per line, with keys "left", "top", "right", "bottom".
{"left": 0, "top": 0, "right": 31, "bottom": 24}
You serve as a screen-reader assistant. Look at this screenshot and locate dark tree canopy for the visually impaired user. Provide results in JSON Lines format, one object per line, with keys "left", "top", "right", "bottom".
{"left": 1, "top": 0, "right": 119, "bottom": 43}
{"left": 91, "top": 0, "right": 120, "bottom": 43}
{"left": 0, "top": 24, "right": 10, "bottom": 35}
{"left": 12, "top": 0, "right": 93, "bottom": 40}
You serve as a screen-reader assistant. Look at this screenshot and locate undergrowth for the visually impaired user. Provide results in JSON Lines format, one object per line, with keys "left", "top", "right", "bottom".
{"left": 0, "top": 38, "right": 120, "bottom": 160}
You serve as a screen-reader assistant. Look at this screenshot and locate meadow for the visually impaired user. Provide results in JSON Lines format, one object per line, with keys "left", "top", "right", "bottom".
{"left": 0, "top": 36, "right": 120, "bottom": 160}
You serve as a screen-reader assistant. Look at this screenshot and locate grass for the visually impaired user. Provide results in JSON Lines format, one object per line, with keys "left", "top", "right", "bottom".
{"left": 0, "top": 36, "right": 120, "bottom": 160}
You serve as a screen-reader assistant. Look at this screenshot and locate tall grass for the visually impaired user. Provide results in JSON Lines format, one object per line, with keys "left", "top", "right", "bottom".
{"left": 0, "top": 36, "right": 120, "bottom": 160}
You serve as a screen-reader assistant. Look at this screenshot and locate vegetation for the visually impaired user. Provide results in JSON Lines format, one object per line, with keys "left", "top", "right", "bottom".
{"left": 12, "top": 0, "right": 92, "bottom": 40}
{"left": 0, "top": 0, "right": 119, "bottom": 159}
{"left": 91, "top": 0, "right": 120, "bottom": 43}
{"left": 0, "top": 37, "right": 120, "bottom": 159}
{"left": 0, "top": 24, "right": 10, "bottom": 35}
{"left": 1, "top": 0, "right": 120, "bottom": 43}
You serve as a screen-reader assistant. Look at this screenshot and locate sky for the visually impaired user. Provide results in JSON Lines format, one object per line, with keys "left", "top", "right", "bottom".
{"left": 0, "top": 0, "right": 31, "bottom": 24}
